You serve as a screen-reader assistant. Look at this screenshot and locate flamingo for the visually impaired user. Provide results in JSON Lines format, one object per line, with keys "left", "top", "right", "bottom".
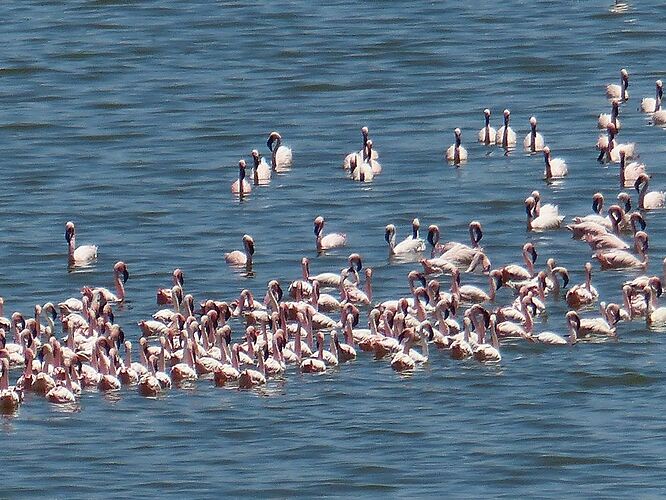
{"left": 473, "top": 314, "right": 501, "bottom": 362}
{"left": 385, "top": 220, "right": 426, "bottom": 256}
{"left": 251, "top": 149, "right": 271, "bottom": 184}
{"left": 65, "top": 221, "right": 98, "bottom": 267}
{"left": 85, "top": 261, "right": 129, "bottom": 303}
{"left": 525, "top": 196, "right": 564, "bottom": 231}
{"left": 0, "top": 355, "right": 22, "bottom": 411}
{"left": 598, "top": 100, "right": 621, "bottom": 130}
{"left": 594, "top": 231, "right": 649, "bottom": 270}
{"left": 451, "top": 268, "right": 502, "bottom": 304}
{"left": 653, "top": 108, "right": 666, "bottom": 125}
{"left": 225, "top": 234, "right": 255, "bottom": 267}
{"left": 449, "top": 317, "right": 474, "bottom": 360}
{"left": 619, "top": 150, "right": 647, "bottom": 188}
{"left": 156, "top": 268, "right": 184, "bottom": 305}
{"left": 606, "top": 68, "right": 629, "bottom": 100}
{"left": 635, "top": 174, "right": 665, "bottom": 210}
{"left": 496, "top": 109, "right": 517, "bottom": 148}
{"left": 363, "top": 139, "right": 382, "bottom": 175}
{"left": 524, "top": 116, "right": 545, "bottom": 152}
{"left": 566, "top": 262, "right": 599, "bottom": 309}
{"left": 314, "top": 216, "right": 347, "bottom": 251}
{"left": 45, "top": 361, "right": 76, "bottom": 404}
{"left": 644, "top": 285, "right": 666, "bottom": 326}
{"left": 238, "top": 347, "right": 266, "bottom": 388}
{"left": 531, "top": 311, "right": 580, "bottom": 345}
{"left": 267, "top": 131, "right": 292, "bottom": 171}
{"left": 335, "top": 318, "right": 357, "bottom": 362}
{"left": 446, "top": 128, "right": 468, "bottom": 164}
{"left": 137, "top": 356, "right": 162, "bottom": 397}
{"left": 434, "top": 222, "right": 485, "bottom": 266}
{"left": 300, "top": 331, "right": 326, "bottom": 374}
{"left": 349, "top": 154, "right": 373, "bottom": 183}
{"left": 478, "top": 109, "right": 496, "bottom": 145}
{"left": 231, "top": 159, "right": 252, "bottom": 196}
{"left": 213, "top": 342, "right": 240, "bottom": 386}
{"left": 390, "top": 328, "right": 417, "bottom": 371}
{"left": 343, "top": 126, "right": 378, "bottom": 169}
{"left": 500, "top": 242, "right": 537, "bottom": 284}
{"left": 640, "top": 79, "right": 660, "bottom": 113}
{"left": 170, "top": 336, "right": 198, "bottom": 384}
{"left": 543, "top": 146, "right": 568, "bottom": 180}
{"left": 579, "top": 303, "right": 619, "bottom": 337}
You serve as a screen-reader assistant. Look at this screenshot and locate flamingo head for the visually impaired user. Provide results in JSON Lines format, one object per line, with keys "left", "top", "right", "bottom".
{"left": 529, "top": 116, "right": 537, "bottom": 127}
{"left": 635, "top": 231, "right": 649, "bottom": 253}
{"left": 349, "top": 253, "right": 363, "bottom": 272}
{"left": 469, "top": 221, "right": 483, "bottom": 246}
{"left": 633, "top": 173, "right": 649, "bottom": 192}
{"left": 173, "top": 268, "right": 184, "bottom": 287}
{"left": 65, "top": 221, "right": 75, "bottom": 243}
{"left": 616, "top": 191, "right": 631, "bottom": 212}
{"left": 620, "top": 68, "right": 629, "bottom": 85}
{"left": 524, "top": 197, "right": 536, "bottom": 217}
{"left": 503, "top": 109, "right": 510, "bottom": 124}
{"left": 648, "top": 277, "right": 663, "bottom": 297}
{"left": 242, "top": 234, "right": 255, "bottom": 255}
{"left": 483, "top": 108, "right": 491, "bottom": 117}
{"left": 313, "top": 216, "right": 324, "bottom": 236}
{"left": 114, "top": 261, "right": 129, "bottom": 284}
{"left": 543, "top": 146, "right": 551, "bottom": 158}
{"left": 251, "top": 149, "right": 260, "bottom": 165}
{"left": 267, "top": 131, "right": 282, "bottom": 151}
{"left": 524, "top": 243, "right": 538, "bottom": 264}
{"left": 427, "top": 225, "right": 440, "bottom": 247}
{"left": 384, "top": 224, "right": 396, "bottom": 244}
{"left": 592, "top": 193, "right": 604, "bottom": 213}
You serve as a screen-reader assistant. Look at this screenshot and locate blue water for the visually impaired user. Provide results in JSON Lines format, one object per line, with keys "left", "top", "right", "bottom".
{"left": 1, "top": 0, "right": 666, "bottom": 497}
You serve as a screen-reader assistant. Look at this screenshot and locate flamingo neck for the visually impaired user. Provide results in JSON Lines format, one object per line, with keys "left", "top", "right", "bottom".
{"left": 68, "top": 236, "right": 76, "bottom": 262}
{"left": 114, "top": 273, "right": 125, "bottom": 302}
{"left": 530, "top": 126, "right": 536, "bottom": 150}
{"left": 521, "top": 301, "right": 533, "bottom": 332}
{"left": 638, "top": 182, "right": 647, "bottom": 210}
{"left": 365, "top": 277, "right": 373, "bottom": 303}
{"left": 125, "top": 345, "right": 132, "bottom": 367}
{"left": 0, "top": 362, "right": 8, "bottom": 391}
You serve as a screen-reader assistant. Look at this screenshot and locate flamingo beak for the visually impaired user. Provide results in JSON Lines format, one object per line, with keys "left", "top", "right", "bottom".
{"left": 530, "top": 248, "right": 538, "bottom": 264}
{"left": 592, "top": 198, "right": 600, "bottom": 214}
{"left": 122, "top": 268, "right": 129, "bottom": 284}
{"left": 384, "top": 230, "right": 391, "bottom": 244}
{"left": 427, "top": 230, "right": 436, "bottom": 247}
{"left": 561, "top": 271, "right": 570, "bottom": 288}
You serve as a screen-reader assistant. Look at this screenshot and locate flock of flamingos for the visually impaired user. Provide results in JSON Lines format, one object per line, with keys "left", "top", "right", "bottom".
{"left": 1, "top": 68, "right": 666, "bottom": 411}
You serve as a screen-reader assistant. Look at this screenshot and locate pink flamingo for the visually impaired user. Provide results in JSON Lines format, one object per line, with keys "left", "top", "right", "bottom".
{"left": 314, "top": 216, "right": 347, "bottom": 251}
{"left": 225, "top": 234, "right": 255, "bottom": 267}
{"left": 65, "top": 221, "right": 98, "bottom": 267}
{"left": 267, "top": 131, "right": 293, "bottom": 171}
{"left": 231, "top": 159, "right": 252, "bottom": 196}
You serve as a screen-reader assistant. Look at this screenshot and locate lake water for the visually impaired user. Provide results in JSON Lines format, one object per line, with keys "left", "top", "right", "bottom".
{"left": 1, "top": 0, "right": 666, "bottom": 497}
